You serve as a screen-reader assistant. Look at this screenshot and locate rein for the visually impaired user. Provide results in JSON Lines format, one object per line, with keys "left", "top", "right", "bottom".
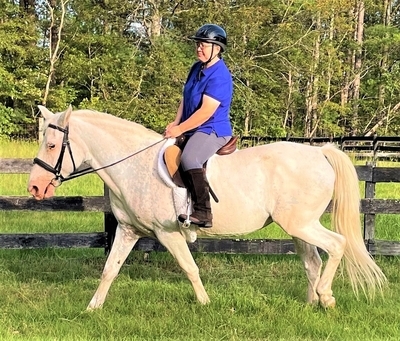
{"left": 33, "top": 123, "right": 166, "bottom": 186}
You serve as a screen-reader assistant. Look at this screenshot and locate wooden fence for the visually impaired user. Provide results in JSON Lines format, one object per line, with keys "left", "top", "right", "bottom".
{"left": 240, "top": 134, "right": 400, "bottom": 161}
{"left": 2, "top": 136, "right": 400, "bottom": 256}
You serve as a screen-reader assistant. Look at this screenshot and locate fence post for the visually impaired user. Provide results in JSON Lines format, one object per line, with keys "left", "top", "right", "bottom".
{"left": 372, "top": 133, "right": 378, "bottom": 163}
{"left": 38, "top": 117, "right": 44, "bottom": 144}
{"left": 363, "top": 162, "right": 376, "bottom": 249}
{"left": 104, "top": 184, "right": 118, "bottom": 255}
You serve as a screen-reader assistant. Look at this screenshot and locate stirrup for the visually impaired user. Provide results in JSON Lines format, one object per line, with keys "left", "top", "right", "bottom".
{"left": 178, "top": 214, "right": 212, "bottom": 228}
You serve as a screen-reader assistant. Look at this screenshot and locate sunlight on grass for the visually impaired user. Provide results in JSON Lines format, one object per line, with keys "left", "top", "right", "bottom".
{"left": 0, "top": 211, "right": 104, "bottom": 233}
{"left": 0, "top": 174, "right": 103, "bottom": 196}
{"left": 376, "top": 182, "right": 400, "bottom": 199}
{"left": 0, "top": 249, "right": 399, "bottom": 340}
{"left": 1, "top": 143, "right": 400, "bottom": 340}
{"left": 0, "top": 140, "right": 38, "bottom": 158}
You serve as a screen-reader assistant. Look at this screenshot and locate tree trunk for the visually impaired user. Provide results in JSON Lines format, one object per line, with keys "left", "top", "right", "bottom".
{"left": 350, "top": 0, "right": 364, "bottom": 135}
{"left": 378, "top": 0, "right": 390, "bottom": 116}
{"left": 341, "top": 7, "right": 355, "bottom": 112}
{"left": 146, "top": 0, "right": 162, "bottom": 41}
{"left": 379, "top": 0, "right": 390, "bottom": 104}
{"left": 41, "top": 0, "right": 67, "bottom": 142}
{"left": 305, "top": 13, "right": 321, "bottom": 137}
{"left": 283, "top": 70, "right": 293, "bottom": 131}
{"left": 19, "top": 0, "right": 36, "bottom": 16}
{"left": 325, "top": 13, "right": 335, "bottom": 102}
{"left": 243, "top": 79, "right": 250, "bottom": 136}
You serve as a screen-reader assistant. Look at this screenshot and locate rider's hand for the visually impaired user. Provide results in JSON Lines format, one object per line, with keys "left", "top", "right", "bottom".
{"left": 165, "top": 122, "right": 177, "bottom": 131}
{"left": 164, "top": 125, "right": 183, "bottom": 138}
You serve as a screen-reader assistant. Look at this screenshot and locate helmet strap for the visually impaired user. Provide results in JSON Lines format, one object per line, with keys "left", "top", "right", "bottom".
{"left": 204, "top": 44, "right": 220, "bottom": 66}
{"left": 197, "top": 45, "right": 220, "bottom": 80}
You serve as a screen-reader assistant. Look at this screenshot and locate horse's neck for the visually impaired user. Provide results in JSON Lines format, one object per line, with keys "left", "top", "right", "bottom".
{"left": 73, "top": 113, "right": 159, "bottom": 160}
{"left": 71, "top": 113, "right": 162, "bottom": 194}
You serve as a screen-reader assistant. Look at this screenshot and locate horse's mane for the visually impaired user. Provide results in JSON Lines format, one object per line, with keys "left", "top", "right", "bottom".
{"left": 70, "top": 109, "right": 161, "bottom": 138}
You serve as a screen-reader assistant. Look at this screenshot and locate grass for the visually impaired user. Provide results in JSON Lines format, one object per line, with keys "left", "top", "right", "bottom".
{"left": 0, "top": 249, "right": 400, "bottom": 341}
{"left": 1, "top": 140, "right": 400, "bottom": 340}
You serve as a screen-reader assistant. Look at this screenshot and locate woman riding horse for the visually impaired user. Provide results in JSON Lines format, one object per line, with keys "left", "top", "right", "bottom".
{"left": 164, "top": 24, "right": 233, "bottom": 228}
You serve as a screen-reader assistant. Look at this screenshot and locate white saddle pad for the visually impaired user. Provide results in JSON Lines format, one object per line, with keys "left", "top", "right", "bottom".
{"left": 157, "top": 139, "right": 197, "bottom": 242}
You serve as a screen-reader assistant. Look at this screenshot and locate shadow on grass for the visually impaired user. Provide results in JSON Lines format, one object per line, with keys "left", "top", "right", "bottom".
{"left": 0, "top": 248, "right": 316, "bottom": 304}
{"left": 0, "top": 248, "right": 186, "bottom": 284}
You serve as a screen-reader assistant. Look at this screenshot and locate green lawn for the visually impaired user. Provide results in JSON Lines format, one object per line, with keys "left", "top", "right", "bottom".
{"left": 1, "top": 140, "right": 400, "bottom": 340}
{"left": 0, "top": 249, "right": 399, "bottom": 341}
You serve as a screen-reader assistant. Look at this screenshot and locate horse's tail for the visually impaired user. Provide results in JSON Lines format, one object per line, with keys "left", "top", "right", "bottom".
{"left": 321, "top": 144, "right": 387, "bottom": 298}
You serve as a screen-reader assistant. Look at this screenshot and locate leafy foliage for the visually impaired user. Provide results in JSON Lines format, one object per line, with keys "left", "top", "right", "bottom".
{"left": 1, "top": 0, "right": 400, "bottom": 138}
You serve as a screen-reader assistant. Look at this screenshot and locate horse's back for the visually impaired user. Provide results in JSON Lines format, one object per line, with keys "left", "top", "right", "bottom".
{"left": 209, "top": 141, "right": 335, "bottom": 185}
{"left": 203, "top": 142, "right": 336, "bottom": 236}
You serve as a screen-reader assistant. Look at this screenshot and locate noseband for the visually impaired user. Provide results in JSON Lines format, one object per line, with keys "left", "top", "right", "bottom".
{"left": 33, "top": 122, "right": 166, "bottom": 186}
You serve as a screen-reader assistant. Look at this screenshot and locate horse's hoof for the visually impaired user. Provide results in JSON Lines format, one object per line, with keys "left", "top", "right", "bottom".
{"left": 307, "top": 298, "right": 319, "bottom": 306}
{"left": 307, "top": 292, "right": 319, "bottom": 305}
{"left": 198, "top": 295, "right": 211, "bottom": 305}
{"left": 86, "top": 300, "right": 103, "bottom": 311}
{"left": 320, "top": 295, "right": 336, "bottom": 309}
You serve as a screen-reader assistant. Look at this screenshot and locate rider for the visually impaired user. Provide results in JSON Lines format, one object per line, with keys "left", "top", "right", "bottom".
{"left": 164, "top": 24, "right": 233, "bottom": 228}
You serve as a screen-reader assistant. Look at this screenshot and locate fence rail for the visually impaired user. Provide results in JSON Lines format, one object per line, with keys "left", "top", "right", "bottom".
{"left": 2, "top": 139, "right": 400, "bottom": 256}
{"left": 240, "top": 134, "right": 400, "bottom": 161}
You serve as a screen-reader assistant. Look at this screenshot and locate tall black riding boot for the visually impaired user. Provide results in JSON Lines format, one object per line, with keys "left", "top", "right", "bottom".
{"left": 178, "top": 168, "right": 213, "bottom": 228}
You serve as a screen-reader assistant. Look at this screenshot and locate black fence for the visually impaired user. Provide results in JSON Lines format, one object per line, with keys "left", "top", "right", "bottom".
{"left": 1, "top": 136, "right": 400, "bottom": 255}
{"left": 240, "top": 134, "right": 400, "bottom": 161}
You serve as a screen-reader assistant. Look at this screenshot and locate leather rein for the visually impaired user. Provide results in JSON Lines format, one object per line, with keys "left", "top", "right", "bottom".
{"left": 33, "top": 123, "right": 166, "bottom": 187}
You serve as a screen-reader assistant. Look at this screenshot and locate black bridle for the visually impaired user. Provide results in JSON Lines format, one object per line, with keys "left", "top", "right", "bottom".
{"left": 33, "top": 123, "right": 166, "bottom": 186}
{"left": 33, "top": 123, "right": 78, "bottom": 186}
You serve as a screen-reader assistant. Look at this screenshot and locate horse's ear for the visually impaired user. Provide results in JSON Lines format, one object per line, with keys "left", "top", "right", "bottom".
{"left": 59, "top": 105, "right": 73, "bottom": 128}
{"left": 37, "top": 105, "right": 54, "bottom": 120}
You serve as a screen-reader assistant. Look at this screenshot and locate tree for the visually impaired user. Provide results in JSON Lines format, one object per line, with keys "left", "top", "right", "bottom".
{"left": 3, "top": 0, "right": 400, "bottom": 139}
{"left": 0, "top": 0, "right": 41, "bottom": 139}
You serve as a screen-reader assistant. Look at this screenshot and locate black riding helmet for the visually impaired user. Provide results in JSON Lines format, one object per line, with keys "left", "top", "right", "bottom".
{"left": 190, "top": 24, "right": 227, "bottom": 52}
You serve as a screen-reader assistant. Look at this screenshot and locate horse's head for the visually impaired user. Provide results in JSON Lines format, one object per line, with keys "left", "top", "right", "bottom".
{"left": 28, "top": 105, "right": 85, "bottom": 199}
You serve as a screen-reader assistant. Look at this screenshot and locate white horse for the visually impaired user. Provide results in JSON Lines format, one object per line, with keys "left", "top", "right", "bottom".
{"left": 28, "top": 105, "right": 386, "bottom": 310}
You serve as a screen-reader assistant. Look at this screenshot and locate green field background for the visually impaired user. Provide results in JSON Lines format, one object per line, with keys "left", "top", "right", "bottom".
{"left": 1, "top": 140, "right": 400, "bottom": 341}
{"left": 2, "top": 140, "right": 400, "bottom": 240}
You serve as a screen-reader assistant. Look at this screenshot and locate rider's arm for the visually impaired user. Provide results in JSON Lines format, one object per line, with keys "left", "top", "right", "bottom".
{"left": 178, "top": 95, "right": 220, "bottom": 133}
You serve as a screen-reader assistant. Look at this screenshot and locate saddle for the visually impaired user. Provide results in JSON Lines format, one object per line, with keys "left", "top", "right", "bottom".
{"left": 163, "top": 135, "right": 238, "bottom": 189}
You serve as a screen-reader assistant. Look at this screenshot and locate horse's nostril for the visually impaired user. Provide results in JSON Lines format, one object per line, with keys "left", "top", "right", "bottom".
{"left": 28, "top": 185, "right": 38, "bottom": 196}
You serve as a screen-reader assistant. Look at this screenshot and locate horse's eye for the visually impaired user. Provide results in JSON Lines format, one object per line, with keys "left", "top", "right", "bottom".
{"left": 47, "top": 143, "right": 56, "bottom": 150}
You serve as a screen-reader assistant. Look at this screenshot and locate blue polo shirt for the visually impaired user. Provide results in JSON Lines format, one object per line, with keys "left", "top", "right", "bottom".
{"left": 181, "top": 59, "right": 233, "bottom": 137}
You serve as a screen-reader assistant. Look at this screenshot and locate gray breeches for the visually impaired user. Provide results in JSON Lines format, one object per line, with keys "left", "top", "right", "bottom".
{"left": 181, "top": 131, "right": 231, "bottom": 171}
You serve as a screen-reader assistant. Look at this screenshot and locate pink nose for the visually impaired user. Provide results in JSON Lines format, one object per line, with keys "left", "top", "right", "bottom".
{"left": 27, "top": 179, "right": 55, "bottom": 200}
{"left": 28, "top": 184, "right": 39, "bottom": 198}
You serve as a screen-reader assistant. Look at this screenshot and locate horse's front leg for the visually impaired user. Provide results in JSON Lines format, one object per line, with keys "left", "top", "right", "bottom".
{"left": 154, "top": 229, "right": 210, "bottom": 305}
{"left": 87, "top": 224, "right": 140, "bottom": 310}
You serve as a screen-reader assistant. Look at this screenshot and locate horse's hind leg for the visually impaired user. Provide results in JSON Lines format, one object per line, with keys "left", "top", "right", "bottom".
{"left": 293, "top": 237, "right": 322, "bottom": 305}
{"left": 87, "top": 224, "right": 140, "bottom": 310}
{"left": 154, "top": 229, "right": 210, "bottom": 304}
{"left": 283, "top": 221, "right": 346, "bottom": 308}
